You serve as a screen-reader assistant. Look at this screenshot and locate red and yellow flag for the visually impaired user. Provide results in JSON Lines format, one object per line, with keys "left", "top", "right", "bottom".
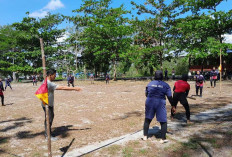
{"left": 218, "top": 64, "right": 222, "bottom": 72}
{"left": 35, "top": 78, "right": 48, "bottom": 105}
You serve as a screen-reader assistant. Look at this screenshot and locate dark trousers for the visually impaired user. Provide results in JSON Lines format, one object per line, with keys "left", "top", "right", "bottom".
{"left": 5, "top": 84, "right": 12, "bottom": 90}
{"left": 172, "top": 92, "right": 190, "bottom": 120}
{"left": 196, "top": 86, "right": 203, "bottom": 96}
{"left": 165, "top": 75, "right": 168, "bottom": 81}
{"left": 143, "top": 118, "right": 167, "bottom": 140}
{"left": 0, "top": 95, "right": 4, "bottom": 105}
{"left": 33, "top": 81, "right": 37, "bottom": 86}
{"left": 210, "top": 79, "right": 217, "bottom": 87}
{"left": 42, "top": 106, "right": 54, "bottom": 137}
{"left": 68, "top": 81, "right": 74, "bottom": 87}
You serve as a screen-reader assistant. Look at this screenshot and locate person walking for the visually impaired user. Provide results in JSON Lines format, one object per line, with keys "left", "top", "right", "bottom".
{"left": 210, "top": 67, "right": 218, "bottom": 88}
{"left": 105, "top": 74, "right": 110, "bottom": 84}
{"left": 172, "top": 68, "right": 175, "bottom": 80}
{"left": 41, "top": 69, "right": 82, "bottom": 140}
{"left": 32, "top": 75, "right": 37, "bottom": 86}
{"left": 171, "top": 74, "right": 192, "bottom": 123}
{"left": 67, "top": 75, "right": 74, "bottom": 87}
{"left": 165, "top": 68, "right": 168, "bottom": 81}
{"left": 5, "top": 77, "right": 12, "bottom": 90}
{"left": 0, "top": 78, "right": 5, "bottom": 106}
{"left": 142, "top": 70, "right": 175, "bottom": 143}
{"left": 90, "top": 73, "right": 94, "bottom": 84}
{"left": 195, "top": 71, "right": 205, "bottom": 97}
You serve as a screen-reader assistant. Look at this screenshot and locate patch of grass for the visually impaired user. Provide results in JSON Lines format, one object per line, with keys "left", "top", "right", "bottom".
{"left": 106, "top": 145, "right": 121, "bottom": 155}
{"left": 207, "top": 138, "right": 218, "bottom": 148}
{"left": 0, "top": 138, "right": 8, "bottom": 144}
{"left": 122, "top": 147, "right": 134, "bottom": 157}
{"left": 227, "top": 131, "right": 232, "bottom": 135}
{"left": 182, "top": 153, "right": 190, "bottom": 157}
{"left": 129, "top": 122, "right": 136, "bottom": 127}
{"left": 181, "top": 139, "right": 199, "bottom": 150}
{"left": 33, "top": 152, "right": 41, "bottom": 157}
{"left": 132, "top": 140, "right": 140, "bottom": 146}
{"left": 139, "top": 148, "right": 147, "bottom": 155}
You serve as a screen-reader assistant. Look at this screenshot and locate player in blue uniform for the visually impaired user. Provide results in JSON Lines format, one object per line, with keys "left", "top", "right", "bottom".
{"left": 142, "top": 70, "right": 175, "bottom": 143}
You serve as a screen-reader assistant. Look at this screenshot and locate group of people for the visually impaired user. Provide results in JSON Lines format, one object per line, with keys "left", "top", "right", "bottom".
{"left": 143, "top": 70, "right": 190, "bottom": 143}
{"left": 143, "top": 67, "right": 219, "bottom": 143}
{"left": 194, "top": 67, "right": 218, "bottom": 97}
{"left": 1, "top": 67, "right": 219, "bottom": 145}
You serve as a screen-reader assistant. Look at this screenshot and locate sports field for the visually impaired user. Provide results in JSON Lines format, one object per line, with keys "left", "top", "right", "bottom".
{"left": 0, "top": 80, "right": 232, "bottom": 157}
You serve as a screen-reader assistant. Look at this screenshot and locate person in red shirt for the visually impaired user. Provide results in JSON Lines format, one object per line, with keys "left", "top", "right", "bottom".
{"left": 171, "top": 74, "right": 191, "bottom": 123}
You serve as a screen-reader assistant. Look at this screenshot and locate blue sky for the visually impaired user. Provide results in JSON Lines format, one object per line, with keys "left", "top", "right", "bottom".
{"left": 1, "top": 0, "right": 231, "bottom": 27}
{"left": 0, "top": 0, "right": 145, "bottom": 27}
{"left": 1, "top": 0, "right": 232, "bottom": 43}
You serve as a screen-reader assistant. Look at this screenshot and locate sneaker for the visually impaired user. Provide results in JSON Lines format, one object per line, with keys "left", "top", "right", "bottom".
{"left": 187, "top": 120, "right": 194, "bottom": 124}
{"left": 141, "top": 136, "right": 148, "bottom": 141}
{"left": 160, "top": 139, "right": 169, "bottom": 144}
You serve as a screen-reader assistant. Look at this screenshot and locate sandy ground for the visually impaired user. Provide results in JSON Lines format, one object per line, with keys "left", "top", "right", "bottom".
{"left": 0, "top": 80, "right": 232, "bottom": 157}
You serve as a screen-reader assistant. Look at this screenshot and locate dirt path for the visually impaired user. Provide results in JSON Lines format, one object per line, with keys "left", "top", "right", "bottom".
{"left": 61, "top": 103, "right": 232, "bottom": 157}
{"left": 0, "top": 80, "right": 231, "bottom": 157}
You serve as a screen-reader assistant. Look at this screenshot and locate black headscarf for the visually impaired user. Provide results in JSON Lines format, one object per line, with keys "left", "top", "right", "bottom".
{"left": 181, "top": 74, "right": 188, "bottom": 81}
{"left": 155, "top": 70, "right": 163, "bottom": 80}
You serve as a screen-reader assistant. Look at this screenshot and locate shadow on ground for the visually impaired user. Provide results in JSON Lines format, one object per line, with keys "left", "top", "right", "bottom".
{"left": 16, "top": 125, "right": 91, "bottom": 139}
{"left": 166, "top": 109, "right": 232, "bottom": 157}
{"left": 60, "top": 138, "right": 75, "bottom": 157}
{"left": 113, "top": 111, "right": 143, "bottom": 120}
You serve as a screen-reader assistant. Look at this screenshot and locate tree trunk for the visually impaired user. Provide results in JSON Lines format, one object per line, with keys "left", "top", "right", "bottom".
{"left": 113, "top": 60, "right": 117, "bottom": 81}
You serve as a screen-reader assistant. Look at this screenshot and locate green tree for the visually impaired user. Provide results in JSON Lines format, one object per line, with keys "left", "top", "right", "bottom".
{"left": 168, "top": 0, "right": 232, "bottom": 70}
{"left": 11, "top": 13, "right": 65, "bottom": 76}
{"left": 69, "top": 0, "right": 133, "bottom": 80}
{"left": 131, "top": 0, "right": 177, "bottom": 67}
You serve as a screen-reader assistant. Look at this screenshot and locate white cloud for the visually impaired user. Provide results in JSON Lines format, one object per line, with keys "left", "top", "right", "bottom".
{"left": 43, "top": 0, "right": 64, "bottom": 11}
{"left": 29, "top": 10, "right": 48, "bottom": 18}
{"left": 29, "top": 0, "right": 64, "bottom": 18}
{"left": 57, "top": 32, "right": 70, "bottom": 43}
{"left": 223, "top": 34, "right": 232, "bottom": 44}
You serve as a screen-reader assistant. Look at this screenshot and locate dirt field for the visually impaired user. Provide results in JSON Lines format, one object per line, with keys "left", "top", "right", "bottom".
{"left": 0, "top": 80, "right": 232, "bottom": 157}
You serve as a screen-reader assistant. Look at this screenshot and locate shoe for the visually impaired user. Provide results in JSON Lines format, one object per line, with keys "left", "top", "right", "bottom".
{"left": 160, "top": 139, "right": 169, "bottom": 144}
{"left": 170, "top": 116, "right": 174, "bottom": 120}
{"left": 187, "top": 120, "right": 194, "bottom": 124}
{"left": 2, "top": 104, "right": 6, "bottom": 106}
{"left": 199, "top": 95, "right": 202, "bottom": 97}
{"left": 141, "top": 136, "right": 148, "bottom": 141}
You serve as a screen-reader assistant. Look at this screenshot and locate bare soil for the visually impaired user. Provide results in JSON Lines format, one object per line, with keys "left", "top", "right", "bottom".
{"left": 0, "top": 80, "right": 232, "bottom": 157}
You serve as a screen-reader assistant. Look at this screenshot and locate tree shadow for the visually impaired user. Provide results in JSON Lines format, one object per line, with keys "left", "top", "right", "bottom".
{"left": 52, "top": 125, "right": 91, "bottom": 138}
{"left": 0, "top": 117, "right": 31, "bottom": 124}
{"left": 147, "top": 126, "right": 161, "bottom": 139}
{"left": 0, "top": 136, "right": 10, "bottom": 145}
{"left": 16, "top": 131, "right": 44, "bottom": 139}
{"left": 0, "top": 118, "right": 32, "bottom": 132}
{"left": 168, "top": 108, "right": 232, "bottom": 157}
{"left": 0, "top": 149, "right": 22, "bottom": 157}
{"left": 60, "top": 138, "right": 75, "bottom": 157}
{"left": 113, "top": 111, "right": 143, "bottom": 120}
{"left": 16, "top": 125, "right": 91, "bottom": 139}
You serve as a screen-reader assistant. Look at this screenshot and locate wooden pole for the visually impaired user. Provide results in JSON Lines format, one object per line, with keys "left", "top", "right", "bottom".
{"left": 220, "top": 48, "right": 222, "bottom": 95}
{"left": 40, "top": 38, "right": 52, "bottom": 157}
